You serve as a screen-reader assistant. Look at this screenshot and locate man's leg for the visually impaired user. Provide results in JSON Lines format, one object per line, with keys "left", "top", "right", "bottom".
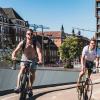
{"left": 30, "top": 70, "right": 35, "bottom": 89}
{"left": 77, "top": 67, "right": 86, "bottom": 86}
{"left": 28, "top": 70, "right": 35, "bottom": 96}
{"left": 16, "top": 66, "right": 25, "bottom": 89}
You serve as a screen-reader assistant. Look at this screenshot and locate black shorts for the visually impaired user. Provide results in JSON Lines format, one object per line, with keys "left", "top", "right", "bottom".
{"left": 85, "top": 60, "right": 94, "bottom": 72}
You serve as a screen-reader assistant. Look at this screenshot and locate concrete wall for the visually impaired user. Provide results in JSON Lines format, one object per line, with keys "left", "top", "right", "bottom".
{"left": 0, "top": 67, "right": 79, "bottom": 91}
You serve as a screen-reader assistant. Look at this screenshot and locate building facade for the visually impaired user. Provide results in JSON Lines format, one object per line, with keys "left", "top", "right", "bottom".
{"left": 34, "top": 27, "right": 89, "bottom": 65}
{"left": 34, "top": 25, "right": 66, "bottom": 65}
{"left": 95, "top": 0, "right": 100, "bottom": 48}
{"left": 0, "top": 7, "right": 29, "bottom": 49}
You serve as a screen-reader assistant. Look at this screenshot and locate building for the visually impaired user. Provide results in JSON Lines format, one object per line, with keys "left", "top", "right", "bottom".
{"left": 0, "top": 7, "right": 29, "bottom": 48}
{"left": 95, "top": 0, "right": 100, "bottom": 48}
{"left": 34, "top": 26, "right": 89, "bottom": 65}
{"left": 33, "top": 25, "right": 66, "bottom": 65}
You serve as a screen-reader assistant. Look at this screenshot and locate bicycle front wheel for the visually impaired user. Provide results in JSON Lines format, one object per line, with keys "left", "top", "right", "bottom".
{"left": 19, "top": 74, "right": 28, "bottom": 100}
{"left": 84, "top": 78, "right": 93, "bottom": 100}
{"left": 77, "top": 81, "right": 85, "bottom": 100}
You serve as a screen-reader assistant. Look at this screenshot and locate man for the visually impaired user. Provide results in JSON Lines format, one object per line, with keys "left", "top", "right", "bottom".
{"left": 77, "top": 38, "right": 99, "bottom": 86}
{"left": 12, "top": 29, "right": 42, "bottom": 95}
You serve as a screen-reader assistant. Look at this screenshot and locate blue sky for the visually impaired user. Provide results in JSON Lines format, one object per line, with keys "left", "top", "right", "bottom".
{"left": 0, "top": 0, "right": 96, "bottom": 38}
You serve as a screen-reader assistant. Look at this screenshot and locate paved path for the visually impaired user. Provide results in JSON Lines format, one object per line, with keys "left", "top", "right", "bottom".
{"left": 0, "top": 73, "right": 100, "bottom": 100}
{"left": 91, "top": 73, "right": 100, "bottom": 100}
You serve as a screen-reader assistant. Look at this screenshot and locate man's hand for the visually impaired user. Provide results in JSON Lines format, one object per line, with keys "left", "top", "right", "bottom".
{"left": 12, "top": 57, "right": 17, "bottom": 61}
{"left": 11, "top": 57, "right": 17, "bottom": 70}
{"left": 37, "top": 61, "right": 42, "bottom": 65}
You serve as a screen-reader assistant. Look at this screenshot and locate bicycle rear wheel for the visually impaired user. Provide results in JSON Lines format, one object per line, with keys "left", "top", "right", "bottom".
{"left": 19, "top": 74, "right": 28, "bottom": 100}
{"left": 84, "top": 78, "right": 93, "bottom": 100}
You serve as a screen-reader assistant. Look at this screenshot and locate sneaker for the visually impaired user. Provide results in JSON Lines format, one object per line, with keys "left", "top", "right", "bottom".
{"left": 14, "top": 87, "right": 21, "bottom": 93}
{"left": 28, "top": 89, "right": 33, "bottom": 97}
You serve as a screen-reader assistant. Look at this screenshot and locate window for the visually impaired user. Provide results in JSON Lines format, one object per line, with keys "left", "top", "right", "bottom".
{"left": 97, "top": 36, "right": 100, "bottom": 40}
{"left": 97, "top": 2, "right": 100, "bottom": 8}
{"left": 97, "top": 19, "right": 100, "bottom": 24}
{"left": 97, "top": 42, "right": 100, "bottom": 48}
{"left": 97, "top": 10, "right": 100, "bottom": 16}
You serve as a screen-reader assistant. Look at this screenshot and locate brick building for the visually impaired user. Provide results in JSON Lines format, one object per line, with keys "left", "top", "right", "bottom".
{"left": 34, "top": 26, "right": 89, "bottom": 65}
{"left": 33, "top": 25, "right": 66, "bottom": 64}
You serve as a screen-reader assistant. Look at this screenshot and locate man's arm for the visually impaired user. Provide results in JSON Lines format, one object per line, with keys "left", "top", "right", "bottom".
{"left": 12, "top": 41, "right": 23, "bottom": 60}
{"left": 95, "top": 57, "right": 99, "bottom": 68}
{"left": 36, "top": 41, "right": 42, "bottom": 63}
{"left": 81, "top": 46, "right": 86, "bottom": 70}
{"left": 81, "top": 55, "right": 86, "bottom": 69}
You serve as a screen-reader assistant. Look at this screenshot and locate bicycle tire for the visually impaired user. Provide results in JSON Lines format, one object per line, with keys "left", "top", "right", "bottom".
{"left": 84, "top": 78, "right": 93, "bottom": 100}
{"left": 19, "top": 74, "right": 28, "bottom": 100}
{"left": 77, "top": 81, "right": 85, "bottom": 100}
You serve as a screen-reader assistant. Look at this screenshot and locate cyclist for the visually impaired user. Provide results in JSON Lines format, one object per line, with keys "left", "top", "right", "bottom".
{"left": 12, "top": 29, "right": 42, "bottom": 95}
{"left": 77, "top": 38, "right": 99, "bottom": 87}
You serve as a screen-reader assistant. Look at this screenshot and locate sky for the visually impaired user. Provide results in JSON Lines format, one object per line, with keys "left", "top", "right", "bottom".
{"left": 0, "top": 0, "right": 96, "bottom": 38}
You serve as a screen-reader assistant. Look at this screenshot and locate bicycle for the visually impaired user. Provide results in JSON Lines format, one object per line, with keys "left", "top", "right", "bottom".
{"left": 12, "top": 59, "right": 38, "bottom": 100}
{"left": 77, "top": 68, "right": 93, "bottom": 100}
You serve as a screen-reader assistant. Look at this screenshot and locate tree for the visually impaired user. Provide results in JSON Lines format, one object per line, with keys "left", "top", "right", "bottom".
{"left": 59, "top": 36, "right": 82, "bottom": 68}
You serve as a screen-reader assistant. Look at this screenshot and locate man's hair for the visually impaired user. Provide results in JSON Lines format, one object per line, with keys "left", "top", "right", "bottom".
{"left": 90, "top": 38, "right": 96, "bottom": 43}
{"left": 26, "top": 29, "right": 33, "bottom": 34}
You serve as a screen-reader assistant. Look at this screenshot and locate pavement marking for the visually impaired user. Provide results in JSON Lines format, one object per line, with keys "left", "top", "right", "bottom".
{"left": 1, "top": 94, "right": 18, "bottom": 100}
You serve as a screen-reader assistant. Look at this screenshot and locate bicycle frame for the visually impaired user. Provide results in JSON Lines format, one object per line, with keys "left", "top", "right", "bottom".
{"left": 77, "top": 68, "right": 93, "bottom": 100}
{"left": 14, "top": 60, "right": 33, "bottom": 100}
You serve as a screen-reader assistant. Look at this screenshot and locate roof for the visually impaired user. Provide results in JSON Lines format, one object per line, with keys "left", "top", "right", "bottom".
{"left": 3, "top": 8, "right": 24, "bottom": 20}
{"left": 36, "top": 31, "right": 61, "bottom": 38}
{"left": 0, "top": 7, "right": 7, "bottom": 17}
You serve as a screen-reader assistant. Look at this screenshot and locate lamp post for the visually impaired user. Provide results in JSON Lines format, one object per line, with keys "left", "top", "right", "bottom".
{"left": 39, "top": 25, "right": 49, "bottom": 67}
{"left": 41, "top": 25, "right": 44, "bottom": 67}
{"left": 47, "top": 34, "right": 52, "bottom": 66}
{"left": 29, "top": 24, "right": 49, "bottom": 67}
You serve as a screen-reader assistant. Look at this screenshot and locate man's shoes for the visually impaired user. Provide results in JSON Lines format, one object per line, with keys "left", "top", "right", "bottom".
{"left": 28, "top": 89, "right": 33, "bottom": 97}
{"left": 14, "top": 87, "right": 21, "bottom": 93}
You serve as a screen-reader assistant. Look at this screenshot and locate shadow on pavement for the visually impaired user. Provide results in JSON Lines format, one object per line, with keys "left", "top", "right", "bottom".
{"left": 26, "top": 85, "right": 76, "bottom": 100}
{"left": 27, "top": 82, "right": 100, "bottom": 100}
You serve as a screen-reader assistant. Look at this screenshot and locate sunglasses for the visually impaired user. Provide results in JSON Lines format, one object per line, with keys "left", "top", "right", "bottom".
{"left": 26, "top": 33, "right": 33, "bottom": 36}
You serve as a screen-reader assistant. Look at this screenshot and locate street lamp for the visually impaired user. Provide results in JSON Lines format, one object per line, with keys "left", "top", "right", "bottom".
{"left": 29, "top": 24, "right": 49, "bottom": 66}
{"left": 47, "top": 34, "right": 52, "bottom": 66}
{"left": 38, "top": 25, "right": 49, "bottom": 67}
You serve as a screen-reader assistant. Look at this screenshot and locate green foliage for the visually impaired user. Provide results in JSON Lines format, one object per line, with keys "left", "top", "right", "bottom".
{"left": 0, "top": 48, "right": 22, "bottom": 65}
{"left": 59, "top": 36, "right": 82, "bottom": 68}
{"left": 0, "top": 48, "right": 13, "bottom": 65}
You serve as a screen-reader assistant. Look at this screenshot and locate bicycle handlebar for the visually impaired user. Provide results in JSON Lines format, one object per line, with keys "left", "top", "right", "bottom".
{"left": 11, "top": 59, "right": 42, "bottom": 70}
{"left": 13, "top": 59, "right": 33, "bottom": 63}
